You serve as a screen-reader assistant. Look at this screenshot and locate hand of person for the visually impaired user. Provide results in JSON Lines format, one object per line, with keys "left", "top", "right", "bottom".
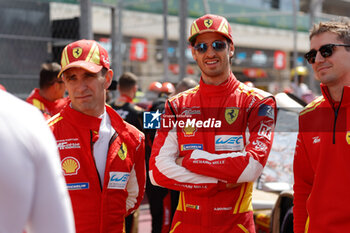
{"left": 225, "top": 183, "right": 241, "bottom": 189}
{"left": 175, "top": 156, "right": 184, "bottom": 166}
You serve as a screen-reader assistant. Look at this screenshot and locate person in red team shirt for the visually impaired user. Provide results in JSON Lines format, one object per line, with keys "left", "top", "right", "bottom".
{"left": 293, "top": 18, "right": 350, "bottom": 233}
{"left": 26, "top": 62, "right": 68, "bottom": 119}
{"left": 48, "top": 39, "right": 146, "bottom": 233}
{"left": 149, "top": 14, "right": 276, "bottom": 233}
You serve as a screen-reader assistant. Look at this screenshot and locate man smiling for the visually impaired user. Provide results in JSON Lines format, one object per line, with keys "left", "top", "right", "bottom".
{"left": 149, "top": 14, "right": 276, "bottom": 233}
{"left": 293, "top": 18, "right": 350, "bottom": 233}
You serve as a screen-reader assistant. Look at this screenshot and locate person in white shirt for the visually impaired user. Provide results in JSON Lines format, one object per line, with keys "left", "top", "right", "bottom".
{"left": 0, "top": 90, "right": 75, "bottom": 233}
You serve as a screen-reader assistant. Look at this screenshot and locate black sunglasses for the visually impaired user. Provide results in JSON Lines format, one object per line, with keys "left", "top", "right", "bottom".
{"left": 304, "top": 43, "right": 350, "bottom": 64}
{"left": 193, "top": 40, "right": 227, "bottom": 53}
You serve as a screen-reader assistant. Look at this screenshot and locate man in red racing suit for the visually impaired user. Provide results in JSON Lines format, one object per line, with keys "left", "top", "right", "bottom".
{"left": 49, "top": 39, "right": 146, "bottom": 233}
{"left": 49, "top": 104, "right": 145, "bottom": 233}
{"left": 293, "top": 19, "right": 350, "bottom": 233}
{"left": 149, "top": 14, "right": 276, "bottom": 233}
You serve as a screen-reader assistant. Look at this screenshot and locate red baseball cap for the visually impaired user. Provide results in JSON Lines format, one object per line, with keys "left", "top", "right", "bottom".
{"left": 58, "top": 39, "right": 110, "bottom": 78}
{"left": 188, "top": 14, "right": 233, "bottom": 44}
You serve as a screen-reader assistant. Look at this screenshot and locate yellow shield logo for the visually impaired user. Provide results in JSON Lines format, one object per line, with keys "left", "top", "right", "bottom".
{"left": 204, "top": 19, "right": 213, "bottom": 28}
{"left": 118, "top": 143, "right": 128, "bottom": 160}
{"left": 346, "top": 132, "right": 350, "bottom": 145}
{"left": 72, "top": 47, "right": 83, "bottom": 58}
{"left": 225, "top": 108, "right": 239, "bottom": 125}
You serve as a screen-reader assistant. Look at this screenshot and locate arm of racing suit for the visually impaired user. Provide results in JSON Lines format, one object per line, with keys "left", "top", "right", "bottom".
{"left": 293, "top": 131, "right": 313, "bottom": 233}
{"left": 180, "top": 96, "right": 276, "bottom": 184}
{"left": 149, "top": 101, "right": 224, "bottom": 194}
{"left": 126, "top": 133, "right": 146, "bottom": 215}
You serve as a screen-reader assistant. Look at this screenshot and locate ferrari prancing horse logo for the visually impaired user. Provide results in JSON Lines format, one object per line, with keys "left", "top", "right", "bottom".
{"left": 204, "top": 19, "right": 213, "bottom": 28}
{"left": 118, "top": 143, "right": 128, "bottom": 160}
{"left": 225, "top": 107, "right": 239, "bottom": 125}
{"left": 72, "top": 47, "right": 83, "bottom": 58}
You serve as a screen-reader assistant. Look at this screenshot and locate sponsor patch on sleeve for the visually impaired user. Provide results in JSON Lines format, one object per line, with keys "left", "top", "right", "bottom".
{"left": 215, "top": 135, "right": 244, "bottom": 151}
{"left": 107, "top": 172, "right": 130, "bottom": 189}
{"left": 258, "top": 123, "right": 272, "bottom": 140}
{"left": 258, "top": 104, "right": 274, "bottom": 119}
{"left": 67, "top": 182, "right": 89, "bottom": 190}
{"left": 181, "top": 143, "right": 203, "bottom": 151}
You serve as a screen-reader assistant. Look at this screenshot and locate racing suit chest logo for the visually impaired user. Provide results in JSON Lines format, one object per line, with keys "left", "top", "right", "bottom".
{"left": 225, "top": 107, "right": 239, "bottom": 125}
{"left": 62, "top": 157, "right": 80, "bottom": 175}
{"left": 118, "top": 143, "right": 128, "bottom": 160}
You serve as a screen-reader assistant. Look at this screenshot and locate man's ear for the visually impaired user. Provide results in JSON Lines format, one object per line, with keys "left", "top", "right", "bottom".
{"left": 104, "top": 69, "right": 114, "bottom": 90}
{"left": 229, "top": 43, "right": 235, "bottom": 58}
{"left": 191, "top": 47, "right": 197, "bottom": 62}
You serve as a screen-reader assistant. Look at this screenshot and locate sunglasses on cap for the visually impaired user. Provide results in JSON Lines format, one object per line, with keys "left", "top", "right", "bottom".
{"left": 193, "top": 40, "right": 227, "bottom": 53}
{"left": 304, "top": 43, "right": 350, "bottom": 64}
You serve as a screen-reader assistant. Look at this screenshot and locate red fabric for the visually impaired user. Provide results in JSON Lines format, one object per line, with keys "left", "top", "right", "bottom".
{"left": 293, "top": 84, "right": 350, "bottom": 233}
{"left": 26, "top": 88, "right": 68, "bottom": 119}
{"left": 49, "top": 104, "right": 145, "bottom": 233}
{"left": 119, "top": 94, "right": 133, "bottom": 104}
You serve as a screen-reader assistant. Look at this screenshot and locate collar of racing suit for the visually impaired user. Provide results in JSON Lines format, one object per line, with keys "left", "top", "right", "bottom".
{"left": 199, "top": 72, "right": 239, "bottom": 97}
{"left": 119, "top": 94, "right": 133, "bottom": 104}
{"left": 320, "top": 84, "right": 350, "bottom": 108}
{"left": 62, "top": 103, "right": 102, "bottom": 134}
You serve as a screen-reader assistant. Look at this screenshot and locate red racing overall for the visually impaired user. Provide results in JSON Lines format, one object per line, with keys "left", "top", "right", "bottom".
{"left": 49, "top": 104, "right": 145, "bottom": 233}
{"left": 150, "top": 73, "right": 276, "bottom": 233}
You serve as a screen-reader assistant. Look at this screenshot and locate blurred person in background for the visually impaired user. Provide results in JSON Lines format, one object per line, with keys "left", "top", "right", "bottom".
{"left": 111, "top": 71, "right": 145, "bottom": 233}
{"left": 293, "top": 18, "right": 350, "bottom": 233}
{"left": 143, "top": 81, "right": 163, "bottom": 110}
{"left": 26, "top": 62, "right": 69, "bottom": 119}
{"left": 111, "top": 72, "right": 144, "bottom": 132}
{"left": 288, "top": 66, "right": 315, "bottom": 105}
{"left": 0, "top": 90, "right": 75, "bottom": 233}
{"left": 148, "top": 82, "right": 175, "bottom": 112}
{"left": 48, "top": 39, "right": 146, "bottom": 233}
{"left": 149, "top": 14, "right": 276, "bottom": 233}
{"left": 173, "top": 77, "right": 199, "bottom": 96}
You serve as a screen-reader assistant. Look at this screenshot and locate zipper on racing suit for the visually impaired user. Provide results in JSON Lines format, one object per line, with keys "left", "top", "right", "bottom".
{"left": 90, "top": 130, "right": 103, "bottom": 190}
{"left": 332, "top": 90, "right": 344, "bottom": 144}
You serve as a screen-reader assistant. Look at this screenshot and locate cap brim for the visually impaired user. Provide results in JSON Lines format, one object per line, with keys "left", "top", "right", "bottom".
{"left": 188, "top": 29, "right": 232, "bottom": 44}
{"left": 58, "top": 61, "right": 103, "bottom": 78}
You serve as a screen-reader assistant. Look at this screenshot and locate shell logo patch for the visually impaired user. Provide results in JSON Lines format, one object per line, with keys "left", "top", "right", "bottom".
{"left": 61, "top": 157, "right": 80, "bottom": 176}
{"left": 183, "top": 124, "right": 197, "bottom": 137}
{"left": 72, "top": 47, "right": 83, "bottom": 58}
{"left": 225, "top": 107, "right": 239, "bottom": 125}
{"left": 346, "top": 132, "right": 350, "bottom": 145}
{"left": 204, "top": 19, "right": 213, "bottom": 28}
{"left": 118, "top": 143, "right": 128, "bottom": 160}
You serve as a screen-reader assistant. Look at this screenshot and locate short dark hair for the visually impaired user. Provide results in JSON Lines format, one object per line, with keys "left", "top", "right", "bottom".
{"left": 118, "top": 72, "right": 138, "bottom": 92}
{"left": 39, "top": 62, "right": 61, "bottom": 89}
{"left": 175, "top": 77, "right": 198, "bottom": 94}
